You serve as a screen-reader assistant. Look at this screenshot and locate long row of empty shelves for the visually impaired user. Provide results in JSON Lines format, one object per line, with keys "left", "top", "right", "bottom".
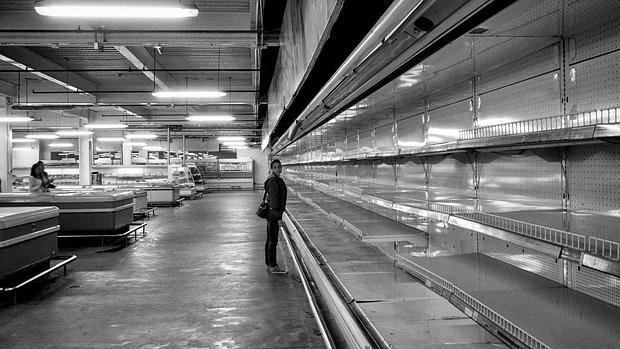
{"left": 284, "top": 177, "right": 620, "bottom": 348}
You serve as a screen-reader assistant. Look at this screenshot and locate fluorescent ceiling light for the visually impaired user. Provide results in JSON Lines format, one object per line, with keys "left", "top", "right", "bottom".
{"left": 97, "top": 137, "right": 125, "bottom": 142}
{"left": 34, "top": 2, "right": 199, "bottom": 18}
{"left": 153, "top": 91, "right": 226, "bottom": 99}
{"left": 25, "top": 134, "right": 59, "bottom": 139}
{"left": 12, "top": 138, "right": 37, "bottom": 143}
{"left": 217, "top": 136, "right": 245, "bottom": 142}
{"left": 84, "top": 123, "right": 128, "bottom": 129}
{"left": 186, "top": 115, "right": 235, "bottom": 122}
{"left": 123, "top": 142, "right": 147, "bottom": 146}
{"left": 56, "top": 130, "right": 93, "bottom": 136}
{"left": 143, "top": 146, "right": 164, "bottom": 151}
{"left": 49, "top": 143, "right": 74, "bottom": 148}
{"left": 222, "top": 141, "right": 246, "bottom": 146}
{"left": 0, "top": 116, "right": 33, "bottom": 122}
{"left": 126, "top": 134, "right": 157, "bottom": 139}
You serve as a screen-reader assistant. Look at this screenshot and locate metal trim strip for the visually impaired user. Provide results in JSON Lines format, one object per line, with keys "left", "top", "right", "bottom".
{"left": 59, "top": 203, "right": 134, "bottom": 213}
{"left": 0, "top": 225, "right": 59, "bottom": 248}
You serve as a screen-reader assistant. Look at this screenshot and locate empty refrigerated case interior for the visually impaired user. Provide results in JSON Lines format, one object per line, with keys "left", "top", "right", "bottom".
{"left": 274, "top": 0, "right": 620, "bottom": 348}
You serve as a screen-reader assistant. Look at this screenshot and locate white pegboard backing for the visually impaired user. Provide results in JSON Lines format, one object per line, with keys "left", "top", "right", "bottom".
{"left": 396, "top": 113, "right": 425, "bottom": 148}
{"left": 355, "top": 111, "right": 374, "bottom": 133}
{"left": 374, "top": 122, "right": 396, "bottom": 153}
{"left": 431, "top": 222, "right": 478, "bottom": 256}
{"left": 565, "top": 0, "right": 620, "bottom": 48}
{"left": 478, "top": 72, "right": 561, "bottom": 127}
{"left": 343, "top": 163, "right": 358, "bottom": 183}
{"left": 428, "top": 77, "right": 472, "bottom": 111}
{"left": 345, "top": 134, "right": 358, "bottom": 156}
{"left": 358, "top": 129, "right": 373, "bottom": 153}
{"left": 375, "top": 161, "right": 395, "bottom": 188}
{"left": 396, "top": 158, "right": 426, "bottom": 189}
{"left": 567, "top": 143, "right": 620, "bottom": 213}
{"left": 572, "top": 265, "right": 620, "bottom": 308}
{"left": 478, "top": 150, "right": 563, "bottom": 207}
{"left": 477, "top": 37, "right": 559, "bottom": 90}
{"left": 335, "top": 163, "right": 346, "bottom": 182}
{"left": 358, "top": 161, "right": 374, "bottom": 185}
{"left": 395, "top": 93, "right": 426, "bottom": 120}
{"left": 427, "top": 153, "right": 473, "bottom": 194}
{"left": 565, "top": 11, "right": 620, "bottom": 112}
{"left": 567, "top": 49, "right": 620, "bottom": 113}
{"left": 335, "top": 138, "right": 346, "bottom": 157}
{"left": 372, "top": 105, "right": 395, "bottom": 128}
{"left": 427, "top": 100, "right": 473, "bottom": 144}
{"left": 479, "top": 0, "right": 561, "bottom": 38}
{"left": 475, "top": 37, "right": 560, "bottom": 89}
{"left": 423, "top": 37, "right": 473, "bottom": 96}
{"left": 478, "top": 234, "right": 564, "bottom": 284}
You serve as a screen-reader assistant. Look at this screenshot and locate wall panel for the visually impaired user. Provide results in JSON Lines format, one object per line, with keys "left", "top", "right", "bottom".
{"left": 567, "top": 143, "right": 620, "bottom": 213}
{"left": 396, "top": 114, "right": 425, "bottom": 148}
{"left": 478, "top": 150, "right": 562, "bottom": 207}
{"left": 428, "top": 154, "right": 472, "bottom": 193}
{"left": 427, "top": 101, "right": 472, "bottom": 144}
{"left": 396, "top": 158, "right": 426, "bottom": 189}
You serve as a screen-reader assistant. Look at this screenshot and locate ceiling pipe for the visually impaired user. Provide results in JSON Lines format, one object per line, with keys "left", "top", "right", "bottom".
{"left": 0, "top": 68, "right": 260, "bottom": 73}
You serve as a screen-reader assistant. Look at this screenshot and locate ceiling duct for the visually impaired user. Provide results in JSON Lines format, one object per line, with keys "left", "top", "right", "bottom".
{"left": 273, "top": 0, "right": 517, "bottom": 154}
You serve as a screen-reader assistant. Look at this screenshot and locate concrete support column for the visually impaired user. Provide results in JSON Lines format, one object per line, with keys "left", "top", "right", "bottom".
{"left": 182, "top": 135, "right": 186, "bottom": 166}
{"left": 167, "top": 127, "right": 171, "bottom": 165}
{"left": 122, "top": 143, "right": 132, "bottom": 166}
{"left": 0, "top": 99, "right": 10, "bottom": 192}
{"left": 79, "top": 133, "right": 92, "bottom": 186}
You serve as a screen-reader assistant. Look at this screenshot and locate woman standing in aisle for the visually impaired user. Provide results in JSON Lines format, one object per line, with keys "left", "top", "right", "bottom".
{"left": 264, "top": 159, "right": 288, "bottom": 274}
{"left": 28, "top": 161, "right": 49, "bottom": 192}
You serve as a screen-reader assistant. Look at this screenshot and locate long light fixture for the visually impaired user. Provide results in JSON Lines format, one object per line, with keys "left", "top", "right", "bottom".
{"left": 143, "top": 145, "right": 165, "bottom": 151}
{"left": 123, "top": 142, "right": 147, "bottom": 147}
{"left": 25, "top": 134, "right": 60, "bottom": 139}
{"left": 48, "top": 143, "right": 74, "bottom": 148}
{"left": 126, "top": 134, "right": 157, "bottom": 139}
{"left": 97, "top": 137, "right": 125, "bottom": 142}
{"left": 222, "top": 141, "right": 246, "bottom": 146}
{"left": 84, "top": 123, "right": 128, "bottom": 129}
{"left": 56, "top": 130, "right": 93, "bottom": 136}
{"left": 0, "top": 116, "right": 34, "bottom": 122}
{"left": 153, "top": 91, "right": 226, "bottom": 99}
{"left": 186, "top": 115, "right": 235, "bottom": 122}
{"left": 12, "top": 138, "right": 37, "bottom": 143}
{"left": 34, "top": 1, "right": 199, "bottom": 18}
{"left": 217, "top": 136, "right": 245, "bottom": 142}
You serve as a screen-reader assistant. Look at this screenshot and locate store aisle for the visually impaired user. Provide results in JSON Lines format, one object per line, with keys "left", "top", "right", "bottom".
{"left": 0, "top": 192, "right": 323, "bottom": 349}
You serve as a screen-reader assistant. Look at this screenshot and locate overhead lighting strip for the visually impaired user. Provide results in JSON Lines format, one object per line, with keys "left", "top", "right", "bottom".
{"left": 34, "top": 2, "right": 199, "bottom": 18}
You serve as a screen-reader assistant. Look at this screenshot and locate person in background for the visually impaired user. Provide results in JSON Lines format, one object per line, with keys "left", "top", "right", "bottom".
{"left": 28, "top": 161, "right": 54, "bottom": 192}
{"left": 264, "top": 159, "right": 288, "bottom": 274}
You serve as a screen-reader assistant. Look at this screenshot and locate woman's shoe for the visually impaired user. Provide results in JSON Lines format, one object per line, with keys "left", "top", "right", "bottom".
{"left": 267, "top": 265, "right": 287, "bottom": 274}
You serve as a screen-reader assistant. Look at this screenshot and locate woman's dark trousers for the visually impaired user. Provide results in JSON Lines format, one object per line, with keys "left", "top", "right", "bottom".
{"left": 265, "top": 212, "right": 279, "bottom": 267}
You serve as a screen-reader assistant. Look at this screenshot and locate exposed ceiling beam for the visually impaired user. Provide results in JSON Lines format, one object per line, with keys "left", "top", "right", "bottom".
{"left": 0, "top": 46, "right": 98, "bottom": 95}
{"left": 114, "top": 46, "right": 175, "bottom": 90}
{"left": 0, "top": 30, "right": 270, "bottom": 48}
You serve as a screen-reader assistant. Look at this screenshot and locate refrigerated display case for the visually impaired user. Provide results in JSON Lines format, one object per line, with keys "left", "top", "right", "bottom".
{"left": 195, "top": 158, "right": 253, "bottom": 191}
{"left": 0, "top": 206, "right": 59, "bottom": 283}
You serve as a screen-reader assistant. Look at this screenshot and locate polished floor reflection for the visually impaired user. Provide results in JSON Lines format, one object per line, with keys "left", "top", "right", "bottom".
{"left": 0, "top": 192, "right": 323, "bottom": 349}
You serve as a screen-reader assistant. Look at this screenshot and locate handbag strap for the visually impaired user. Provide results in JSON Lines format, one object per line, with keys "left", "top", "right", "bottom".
{"left": 262, "top": 177, "right": 272, "bottom": 202}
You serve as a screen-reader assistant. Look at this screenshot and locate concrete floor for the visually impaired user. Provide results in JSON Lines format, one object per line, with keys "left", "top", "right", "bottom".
{"left": 0, "top": 191, "right": 324, "bottom": 349}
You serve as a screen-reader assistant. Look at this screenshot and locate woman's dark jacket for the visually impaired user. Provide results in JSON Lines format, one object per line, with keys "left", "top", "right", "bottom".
{"left": 264, "top": 173, "right": 287, "bottom": 218}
